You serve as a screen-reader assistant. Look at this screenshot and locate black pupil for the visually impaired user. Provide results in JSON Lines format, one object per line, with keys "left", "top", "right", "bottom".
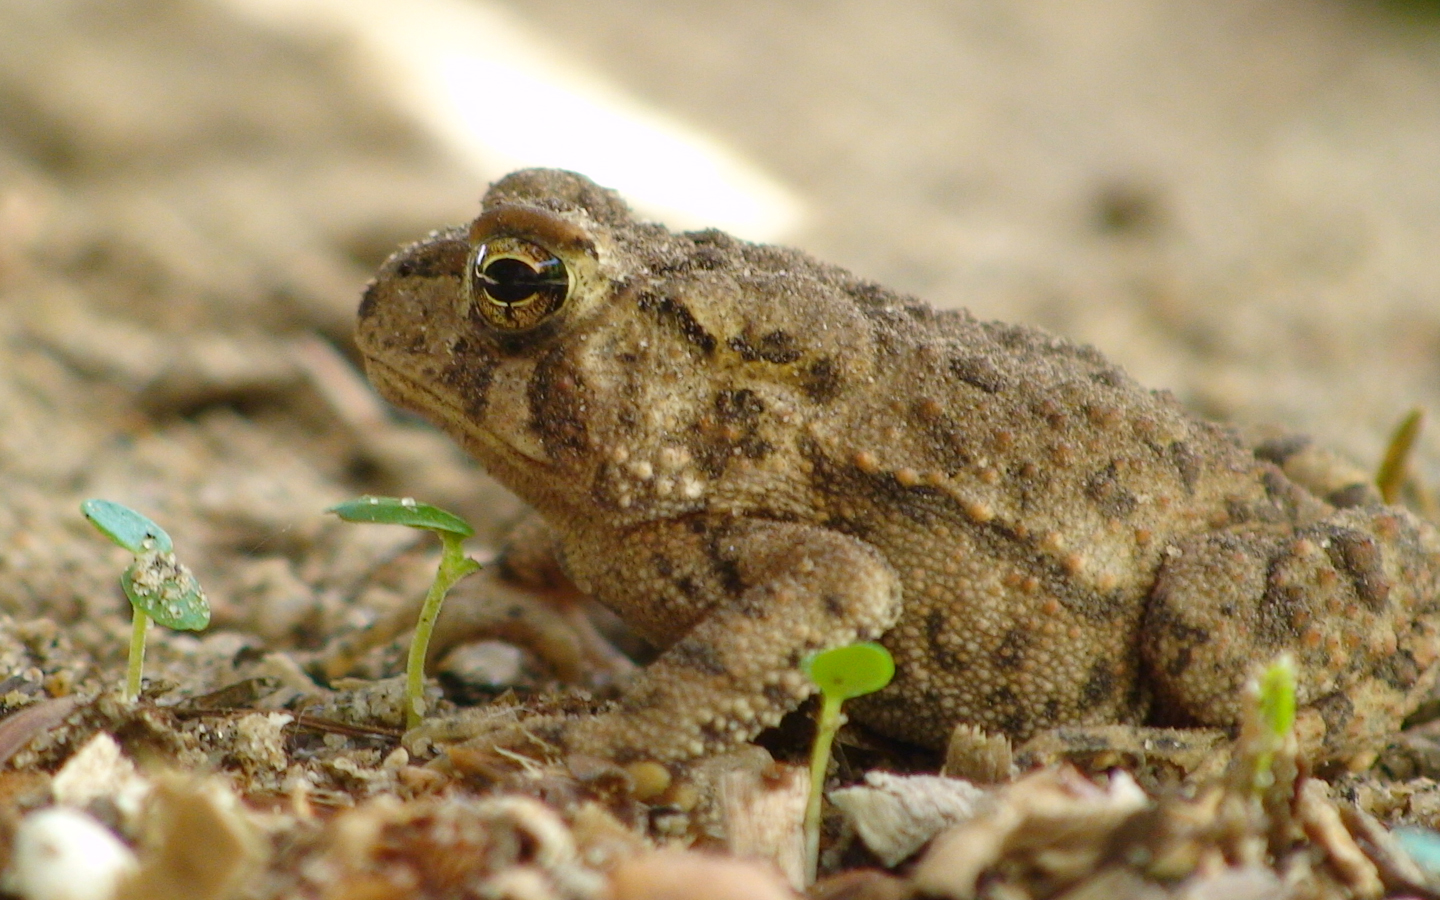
{"left": 479, "top": 256, "right": 564, "bottom": 305}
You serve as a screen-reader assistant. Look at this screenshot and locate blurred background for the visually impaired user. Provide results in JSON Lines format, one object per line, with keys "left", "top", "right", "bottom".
{"left": 1, "top": 0, "right": 1438, "bottom": 653}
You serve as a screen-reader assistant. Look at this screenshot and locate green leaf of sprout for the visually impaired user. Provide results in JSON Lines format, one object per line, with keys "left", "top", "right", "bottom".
{"left": 81, "top": 499, "right": 174, "bottom": 554}
{"left": 804, "top": 642, "right": 895, "bottom": 702}
{"left": 327, "top": 496, "right": 475, "bottom": 537}
{"left": 1258, "top": 653, "right": 1297, "bottom": 739}
{"left": 121, "top": 551, "right": 210, "bottom": 631}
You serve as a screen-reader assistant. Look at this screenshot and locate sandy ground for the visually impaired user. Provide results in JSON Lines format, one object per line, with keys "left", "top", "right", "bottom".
{"left": 0, "top": 0, "right": 1439, "bottom": 895}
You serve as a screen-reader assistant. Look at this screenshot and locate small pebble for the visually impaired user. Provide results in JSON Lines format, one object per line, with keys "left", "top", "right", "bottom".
{"left": 2, "top": 806, "right": 137, "bottom": 900}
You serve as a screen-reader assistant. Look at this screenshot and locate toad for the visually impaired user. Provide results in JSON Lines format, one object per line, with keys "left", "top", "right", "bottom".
{"left": 355, "top": 169, "right": 1440, "bottom": 764}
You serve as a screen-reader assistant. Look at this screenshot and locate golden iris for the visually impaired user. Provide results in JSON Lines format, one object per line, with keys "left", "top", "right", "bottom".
{"left": 468, "top": 236, "right": 570, "bottom": 331}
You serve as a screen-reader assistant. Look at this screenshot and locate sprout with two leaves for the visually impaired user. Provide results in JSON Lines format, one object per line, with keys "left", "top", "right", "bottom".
{"left": 327, "top": 497, "right": 482, "bottom": 729}
{"left": 81, "top": 500, "right": 209, "bottom": 703}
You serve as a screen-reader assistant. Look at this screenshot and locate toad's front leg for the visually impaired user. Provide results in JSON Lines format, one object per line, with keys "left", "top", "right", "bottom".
{"left": 490, "top": 518, "right": 902, "bottom": 764}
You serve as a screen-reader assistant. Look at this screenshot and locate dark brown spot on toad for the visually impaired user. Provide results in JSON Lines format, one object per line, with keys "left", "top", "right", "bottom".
{"left": 1253, "top": 434, "right": 1312, "bottom": 467}
{"left": 1326, "top": 528, "right": 1391, "bottom": 610}
{"left": 1373, "top": 650, "right": 1421, "bottom": 692}
{"left": 440, "top": 338, "right": 497, "bottom": 418}
{"left": 1079, "top": 659, "right": 1117, "bottom": 709}
{"left": 670, "top": 641, "right": 728, "bottom": 676}
{"left": 802, "top": 356, "right": 843, "bottom": 403}
{"left": 949, "top": 355, "right": 1006, "bottom": 393}
{"left": 527, "top": 345, "right": 589, "bottom": 458}
{"left": 730, "top": 330, "right": 802, "bottom": 364}
{"left": 1258, "top": 577, "right": 1308, "bottom": 647}
{"left": 1169, "top": 441, "right": 1201, "bottom": 493}
{"left": 993, "top": 628, "right": 1031, "bottom": 670}
{"left": 637, "top": 292, "right": 716, "bottom": 353}
{"left": 1084, "top": 462, "right": 1139, "bottom": 519}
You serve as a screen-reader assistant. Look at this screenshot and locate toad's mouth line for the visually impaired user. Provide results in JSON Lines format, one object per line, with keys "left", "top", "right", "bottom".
{"left": 362, "top": 356, "right": 555, "bottom": 477}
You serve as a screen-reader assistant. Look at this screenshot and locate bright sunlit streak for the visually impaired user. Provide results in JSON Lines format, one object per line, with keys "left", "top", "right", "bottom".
{"left": 223, "top": 0, "right": 803, "bottom": 241}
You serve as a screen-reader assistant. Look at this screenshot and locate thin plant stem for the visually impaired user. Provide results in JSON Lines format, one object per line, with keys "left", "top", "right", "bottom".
{"left": 404, "top": 532, "right": 482, "bottom": 730}
{"left": 805, "top": 695, "right": 843, "bottom": 885}
{"left": 125, "top": 609, "right": 148, "bottom": 703}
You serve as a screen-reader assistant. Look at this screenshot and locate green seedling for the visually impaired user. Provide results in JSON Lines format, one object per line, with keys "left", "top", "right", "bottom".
{"left": 1250, "top": 653, "right": 1297, "bottom": 792}
{"left": 1224, "top": 651, "right": 1298, "bottom": 815}
{"left": 81, "top": 499, "right": 209, "bottom": 703}
{"left": 327, "top": 497, "right": 482, "bottom": 729}
{"left": 801, "top": 642, "right": 895, "bottom": 884}
{"left": 1214, "top": 653, "right": 1302, "bottom": 859}
{"left": 1376, "top": 408, "right": 1424, "bottom": 505}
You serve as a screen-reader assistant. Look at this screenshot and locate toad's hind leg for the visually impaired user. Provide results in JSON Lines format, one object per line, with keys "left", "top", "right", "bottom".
{"left": 1141, "top": 505, "right": 1440, "bottom": 762}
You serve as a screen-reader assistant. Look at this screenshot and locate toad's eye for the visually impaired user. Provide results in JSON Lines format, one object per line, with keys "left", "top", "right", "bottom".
{"left": 468, "top": 237, "right": 569, "bottom": 331}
